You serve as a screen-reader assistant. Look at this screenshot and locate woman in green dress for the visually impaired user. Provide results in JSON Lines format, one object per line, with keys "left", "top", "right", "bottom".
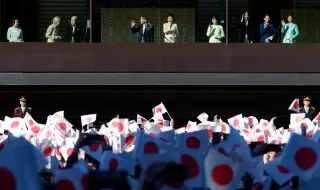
{"left": 281, "top": 14, "right": 299, "bottom": 44}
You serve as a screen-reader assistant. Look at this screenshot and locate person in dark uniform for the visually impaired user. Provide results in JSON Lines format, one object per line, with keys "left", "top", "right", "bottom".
{"left": 130, "top": 16, "right": 154, "bottom": 43}
{"left": 299, "top": 96, "right": 316, "bottom": 121}
{"left": 13, "top": 96, "right": 32, "bottom": 118}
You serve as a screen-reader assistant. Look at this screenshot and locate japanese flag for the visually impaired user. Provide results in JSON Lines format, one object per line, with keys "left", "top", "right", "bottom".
{"left": 137, "top": 114, "right": 148, "bottom": 124}
{"left": 29, "top": 123, "right": 45, "bottom": 136}
{"left": 81, "top": 114, "right": 97, "bottom": 127}
{"left": 288, "top": 98, "right": 300, "bottom": 113}
{"left": 290, "top": 113, "right": 305, "bottom": 126}
{"left": 313, "top": 112, "right": 320, "bottom": 123}
{"left": 263, "top": 157, "right": 294, "bottom": 186}
{"left": 40, "top": 140, "right": 55, "bottom": 159}
{"left": 175, "top": 130, "right": 209, "bottom": 154}
{"left": 80, "top": 143, "right": 102, "bottom": 162}
{"left": 100, "top": 151, "right": 134, "bottom": 175}
{"left": 51, "top": 111, "right": 64, "bottom": 123}
{"left": 60, "top": 138, "right": 75, "bottom": 161}
{"left": 204, "top": 147, "right": 244, "bottom": 190}
{"left": 0, "top": 137, "right": 48, "bottom": 189}
{"left": 197, "top": 112, "right": 209, "bottom": 123}
{"left": 129, "top": 120, "right": 139, "bottom": 133}
{"left": 23, "top": 112, "right": 37, "bottom": 130}
{"left": 186, "top": 121, "right": 198, "bottom": 132}
{"left": 55, "top": 168, "right": 88, "bottom": 190}
{"left": 152, "top": 102, "right": 168, "bottom": 115}
{"left": 227, "top": 114, "right": 244, "bottom": 130}
{"left": 5, "top": 117, "right": 28, "bottom": 137}
{"left": 108, "top": 118, "right": 129, "bottom": 135}
{"left": 298, "top": 118, "right": 316, "bottom": 136}
{"left": 144, "top": 123, "right": 162, "bottom": 137}
{"left": 120, "top": 132, "right": 136, "bottom": 152}
{"left": 55, "top": 117, "right": 73, "bottom": 135}
{"left": 280, "top": 133, "right": 320, "bottom": 181}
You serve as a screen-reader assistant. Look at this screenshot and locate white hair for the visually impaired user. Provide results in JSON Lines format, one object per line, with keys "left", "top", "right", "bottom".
{"left": 71, "top": 16, "right": 77, "bottom": 21}
{"left": 53, "top": 16, "right": 60, "bottom": 24}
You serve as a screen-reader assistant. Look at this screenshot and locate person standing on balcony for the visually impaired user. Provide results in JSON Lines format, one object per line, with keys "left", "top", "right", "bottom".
{"left": 7, "top": 18, "right": 23, "bottom": 42}
{"left": 206, "top": 16, "right": 225, "bottom": 43}
{"left": 163, "top": 14, "right": 179, "bottom": 43}
{"left": 281, "top": 14, "right": 299, "bottom": 44}
{"left": 45, "top": 16, "right": 61, "bottom": 43}
{"left": 299, "top": 96, "right": 316, "bottom": 121}
{"left": 13, "top": 96, "right": 32, "bottom": 118}
{"left": 239, "top": 11, "right": 254, "bottom": 43}
{"left": 65, "top": 16, "right": 83, "bottom": 43}
{"left": 259, "top": 14, "right": 275, "bottom": 43}
{"left": 130, "top": 16, "right": 154, "bottom": 43}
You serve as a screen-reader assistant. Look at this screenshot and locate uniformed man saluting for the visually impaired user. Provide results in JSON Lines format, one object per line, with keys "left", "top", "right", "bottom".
{"left": 13, "top": 96, "right": 32, "bottom": 118}
{"left": 300, "top": 96, "right": 316, "bottom": 121}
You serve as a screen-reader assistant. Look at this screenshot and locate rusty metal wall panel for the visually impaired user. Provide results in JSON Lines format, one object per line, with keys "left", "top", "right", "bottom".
{"left": 0, "top": 43, "right": 319, "bottom": 73}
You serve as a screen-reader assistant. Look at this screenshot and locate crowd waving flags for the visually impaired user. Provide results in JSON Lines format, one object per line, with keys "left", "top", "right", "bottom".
{"left": 1, "top": 101, "right": 320, "bottom": 189}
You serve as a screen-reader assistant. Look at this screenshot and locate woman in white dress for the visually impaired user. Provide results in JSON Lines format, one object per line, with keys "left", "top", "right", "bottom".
{"left": 45, "top": 16, "right": 61, "bottom": 43}
{"left": 206, "top": 16, "right": 225, "bottom": 43}
{"left": 163, "top": 14, "right": 179, "bottom": 43}
{"left": 7, "top": 18, "right": 23, "bottom": 42}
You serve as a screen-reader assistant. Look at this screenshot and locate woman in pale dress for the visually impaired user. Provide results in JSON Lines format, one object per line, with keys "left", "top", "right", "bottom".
{"left": 206, "top": 16, "right": 225, "bottom": 43}
{"left": 163, "top": 14, "right": 179, "bottom": 43}
{"left": 7, "top": 18, "right": 23, "bottom": 42}
{"left": 45, "top": 16, "right": 61, "bottom": 42}
{"left": 281, "top": 14, "right": 299, "bottom": 44}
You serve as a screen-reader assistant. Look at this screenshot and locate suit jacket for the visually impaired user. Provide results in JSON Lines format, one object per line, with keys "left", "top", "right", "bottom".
{"left": 13, "top": 107, "right": 32, "bottom": 118}
{"left": 131, "top": 23, "right": 154, "bottom": 43}
{"left": 260, "top": 23, "right": 275, "bottom": 43}
{"left": 300, "top": 107, "right": 316, "bottom": 121}
{"left": 239, "top": 20, "right": 254, "bottom": 43}
{"left": 65, "top": 24, "right": 83, "bottom": 42}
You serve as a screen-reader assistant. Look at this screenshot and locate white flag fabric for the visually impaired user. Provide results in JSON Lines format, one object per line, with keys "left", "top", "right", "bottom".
{"left": 288, "top": 98, "right": 300, "bottom": 113}
{"left": 81, "top": 114, "right": 97, "bottom": 127}
{"left": 152, "top": 103, "right": 168, "bottom": 115}
{"left": 263, "top": 157, "right": 294, "bottom": 185}
{"left": 227, "top": 114, "right": 244, "bottom": 130}
{"left": 197, "top": 112, "right": 209, "bottom": 123}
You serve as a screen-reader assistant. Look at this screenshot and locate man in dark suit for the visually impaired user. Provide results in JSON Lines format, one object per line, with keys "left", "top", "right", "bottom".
{"left": 65, "top": 16, "right": 83, "bottom": 43}
{"left": 239, "top": 11, "right": 254, "bottom": 43}
{"left": 299, "top": 96, "right": 316, "bottom": 121}
{"left": 13, "top": 96, "right": 32, "bottom": 118}
{"left": 130, "top": 16, "right": 154, "bottom": 43}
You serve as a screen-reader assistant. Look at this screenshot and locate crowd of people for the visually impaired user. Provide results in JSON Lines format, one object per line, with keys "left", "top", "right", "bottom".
{"left": 0, "top": 96, "right": 319, "bottom": 189}
{"left": 7, "top": 11, "right": 299, "bottom": 44}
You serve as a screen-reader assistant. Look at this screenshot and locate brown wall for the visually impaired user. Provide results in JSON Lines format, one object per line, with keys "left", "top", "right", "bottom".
{"left": 0, "top": 43, "right": 319, "bottom": 73}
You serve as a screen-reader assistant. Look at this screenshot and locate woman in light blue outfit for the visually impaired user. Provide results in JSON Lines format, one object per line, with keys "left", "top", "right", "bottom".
{"left": 281, "top": 14, "right": 299, "bottom": 43}
{"left": 7, "top": 18, "right": 23, "bottom": 42}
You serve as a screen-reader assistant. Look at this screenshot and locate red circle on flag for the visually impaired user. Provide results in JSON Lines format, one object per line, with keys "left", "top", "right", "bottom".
{"left": 248, "top": 118, "right": 254, "bottom": 125}
{"left": 29, "top": 119, "right": 34, "bottom": 127}
{"left": 233, "top": 119, "right": 239, "bottom": 126}
{"left": 56, "top": 179, "right": 76, "bottom": 190}
{"left": 59, "top": 122, "right": 67, "bottom": 131}
{"left": 86, "top": 117, "right": 92, "bottom": 122}
{"left": 149, "top": 133, "right": 156, "bottom": 137}
{"left": 221, "top": 124, "right": 227, "bottom": 133}
{"left": 67, "top": 148, "right": 74, "bottom": 157}
{"left": 112, "top": 121, "right": 118, "bottom": 127}
{"left": 46, "top": 130, "right": 52, "bottom": 138}
{"left": 258, "top": 135, "right": 264, "bottom": 142}
{"left": 180, "top": 154, "right": 199, "bottom": 179}
{"left": 125, "top": 135, "right": 134, "bottom": 145}
{"left": 211, "top": 164, "right": 233, "bottom": 185}
{"left": 54, "top": 114, "right": 61, "bottom": 120}
{"left": 293, "top": 100, "right": 299, "bottom": 109}
{"left": 31, "top": 126, "right": 40, "bottom": 134}
{"left": 208, "top": 129, "right": 213, "bottom": 139}
{"left": 218, "top": 148, "right": 229, "bottom": 157}
{"left": 10, "top": 121, "right": 19, "bottom": 129}
{"left": 0, "top": 167, "right": 16, "bottom": 190}
{"left": 143, "top": 142, "right": 159, "bottom": 154}
{"left": 0, "top": 144, "right": 5, "bottom": 152}
{"left": 277, "top": 165, "right": 290, "bottom": 174}
{"left": 186, "top": 136, "right": 200, "bottom": 149}
{"left": 187, "top": 124, "right": 192, "bottom": 129}
{"left": 42, "top": 146, "right": 52, "bottom": 157}
{"left": 262, "top": 122, "right": 268, "bottom": 127}
{"left": 242, "top": 129, "right": 249, "bottom": 134}
{"left": 56, "top": 147, "right": 61, "bottom": 156}
{"left": 89, "top": 144, "right": 99, "bottom": 152}
{"left": 156, "top": 107, "right": 162, "bottom": 113}
{"left": 294, "top": 147, "right": 317, "bottom": 170}
{"left": 81, "top": 173, "right": 89, "bottom": 190}
{"left": 109, "top": 158, "right": 119, "bottom": 171}
{"left": 118, "top": 123, "right": 124, "bottom": 133}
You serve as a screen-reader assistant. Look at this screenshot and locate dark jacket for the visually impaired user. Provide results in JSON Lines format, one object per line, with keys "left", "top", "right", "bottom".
{"left": 13, "top": 107, "right": 32, "bottom": 118}
{"left": 131, "top": 23, "right": 154, "bottom": 43}
{"left": 239, "top": 20, "right": 254, "bottom": 43}
{"left": 300, "top": 107, "right": 317, "bottom": 121}
{"left": 260, "top": 23, "right": 275, "bottom": 43}
{"left": 65, "top": 24, "right": 83, "bottom": 43}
